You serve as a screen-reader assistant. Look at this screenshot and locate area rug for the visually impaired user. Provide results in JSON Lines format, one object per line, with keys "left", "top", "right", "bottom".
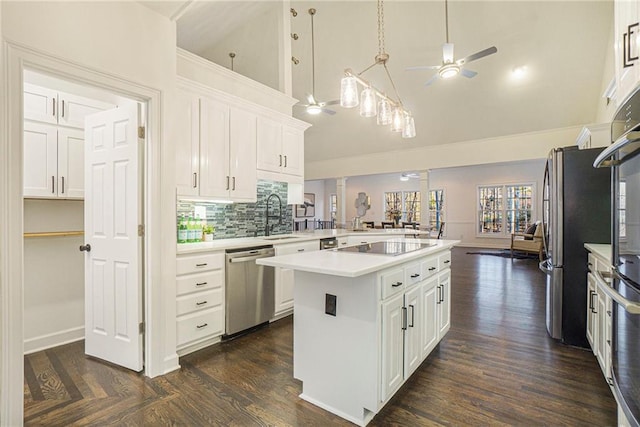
{"left": 466, "top": 249, "right": 539, "bottom": 260}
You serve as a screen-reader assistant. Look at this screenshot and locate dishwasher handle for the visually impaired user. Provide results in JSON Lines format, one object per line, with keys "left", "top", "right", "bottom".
{"left": 227, "top": 247, "right": 275, "bottom": 263}
{"left": 229, "top": 254, "right": 272, "bottom": 263}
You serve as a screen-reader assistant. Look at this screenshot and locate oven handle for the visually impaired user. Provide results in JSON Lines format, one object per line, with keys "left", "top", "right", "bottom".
{"left": 595, "top": 270, "right": 640, "bottom": 314}
{"left": 593, "top": 127, "right": 640, "bottom": 168}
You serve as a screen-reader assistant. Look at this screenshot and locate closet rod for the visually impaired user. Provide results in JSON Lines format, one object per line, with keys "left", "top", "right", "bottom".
{"left": 24, "top": 231, "right": 84, "bottom": 238}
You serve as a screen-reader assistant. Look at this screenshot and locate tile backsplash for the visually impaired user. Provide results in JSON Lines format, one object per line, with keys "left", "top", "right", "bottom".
{"left": 177, "top": 180, "right": 293, "bottom": 240}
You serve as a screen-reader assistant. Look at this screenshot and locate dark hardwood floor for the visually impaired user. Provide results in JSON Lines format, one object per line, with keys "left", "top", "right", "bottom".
{"left": 24, "top": 247, "right": 617, "bottom": 425}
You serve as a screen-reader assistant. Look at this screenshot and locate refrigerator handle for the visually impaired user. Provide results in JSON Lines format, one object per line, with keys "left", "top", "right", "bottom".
{"left": 539, "top": 259, "right": 553, "bottom": 275}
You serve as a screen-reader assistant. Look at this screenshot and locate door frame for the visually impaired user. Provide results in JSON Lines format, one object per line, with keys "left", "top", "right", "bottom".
{"left": 1, "top": 42, "right": 177, "bottom": 425}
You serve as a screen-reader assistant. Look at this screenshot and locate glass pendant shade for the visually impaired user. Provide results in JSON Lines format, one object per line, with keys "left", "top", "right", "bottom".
{"left": 391, "top": 107, "right": 404, "bottom": 132}
{"left": 377, "top": 99, "right": 392, "bottom": 125}
{"left": 359, "top": 87, "right": 377, "bottom": 117}
{"left": 340, "top": 76, "right": 359, "bottom": 108}
{"left": 402, "top": 114, "right": 416, "bottom": 139}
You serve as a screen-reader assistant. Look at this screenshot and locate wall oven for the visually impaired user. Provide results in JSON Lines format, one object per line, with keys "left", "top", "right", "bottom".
{"left": 594, "top": 87, "right": 640, "bottom": 426}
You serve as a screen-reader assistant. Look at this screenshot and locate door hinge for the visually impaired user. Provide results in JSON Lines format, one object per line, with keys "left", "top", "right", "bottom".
{"left": 138, "top": 224, "right": 145, "bottom": 237}
{"left": 138, "top": 126, "right": 146, "bottom": 139}
{"left": 139, "top": 322, "right": 145, "bottom": 334}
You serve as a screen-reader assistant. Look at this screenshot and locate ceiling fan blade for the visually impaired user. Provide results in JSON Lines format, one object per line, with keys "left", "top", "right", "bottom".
{"left": 443, "top": 43, "right": 454, "bottom": 63}
{"left": 406, "top": 65, "right": 440, "bottom": 71}
{"left": 321, "top": 108, "right": 336, "bottom": 115}
{"left": 457, "top": 46, "right": 497, "bottom": 65}
{"left": 322, "top": 99, "right": 340, "bottom": 106}
{"left": 424, "top": 74, "right": 440, "bottom": 87}
{"left": 294, "top": 103, "right": 310, "bottom": 108}
{"left": 460, "top": 68, "right": 478, "bottom": 78}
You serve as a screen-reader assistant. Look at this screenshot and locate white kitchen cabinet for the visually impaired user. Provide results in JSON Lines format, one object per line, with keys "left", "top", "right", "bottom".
{"left": 614, "top": 0, "right": 640, "bottom": 106}
{"left": 256, "top": 116, "right": 304, "bottom": 178}
{"left": 381, "top": 291, "right": 405, "bottom": 401}
{"left": 24, "top": 83, "right": 114, "bottom": 129}
{"left": 420, "top": 276, "right": 439, "bottom": 358}
{"left": 175, "top": 84, "right": 257, "bottom": 202}
{"left": 404, "top": 284, "right": 422, "bottom": 377}
{"left": 176, "top": 252, "right": 225, "bottom": 356}
{"left": 23, "top": 122, "right": 84, "bottom": 199}
{"left": 587, "top": 270, "right": 597, "bottom": 352}
{"left": 437, "top": 269, "right": 451, "bottom": 339}
{"left": 346, "top": 234, "right": 396, "bottom": 246}
{"left": 273, "top": 240, "right": 319, "bottom": 318}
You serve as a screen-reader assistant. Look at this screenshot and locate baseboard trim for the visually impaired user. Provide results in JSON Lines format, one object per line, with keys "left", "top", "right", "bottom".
{"left": 24, "top": 326, "right": 84, "bottom": 355}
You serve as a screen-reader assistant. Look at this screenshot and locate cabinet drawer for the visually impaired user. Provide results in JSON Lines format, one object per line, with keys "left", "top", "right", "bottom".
{"left": 176, "top": 289, "right": 223, "bottom": 316}
{"left": 438, "top": 252, "right": 452, "bottom": 270}
{"left": 421, "top": 257, "right": 439, "bottom": 278}
{"left": 176, "top": 270, "right": 223, "bottom": 296}
{"left": 176, "top": 252, "right": 224, "bottom": 275}
{"left": 275, "top": 240, "right": 319, "bottom": 255}
{"left": 381, "top": 268, "right": 405, "bottom": 299}
{"left": 587, "top": 253, "right": 596, "bottom": 272}
{"left": 177, "top": 306, "right": 224, "bottom": 347}
{"left": 405, "top": 262, "right": 422, "bottom": 287}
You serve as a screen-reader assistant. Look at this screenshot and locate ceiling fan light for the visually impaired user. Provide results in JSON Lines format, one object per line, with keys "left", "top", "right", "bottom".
{"left": 306, "top": 104, "right": 322, "bottom": 115}
{"left": 402, "top": 114, "right": 416, "bottom": 139}
{"left": 340, "top": 75, "right": 359, "bottom": 108}
{"left": 391, "top": 107, "right": 404, "bottom": 132}
{"left": 439, "top": 64, "right": 460, "bottom": 79}
{"left": 360, "top": 87, "right": 377, "bottom": 117}
{"left": 377, "top": 99, "right": 392, "bottom": 125}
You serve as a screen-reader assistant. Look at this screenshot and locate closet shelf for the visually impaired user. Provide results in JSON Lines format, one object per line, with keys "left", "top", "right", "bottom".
{"left": 24, "top": 231, "right": 84, "bottom": 238}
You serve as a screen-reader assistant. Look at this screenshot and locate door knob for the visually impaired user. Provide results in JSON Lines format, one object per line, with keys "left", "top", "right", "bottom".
{"left": 79, "top": 244, "right": 91, "bottom": 252}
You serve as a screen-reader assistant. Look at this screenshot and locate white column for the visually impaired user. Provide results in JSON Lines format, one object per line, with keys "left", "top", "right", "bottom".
{"left": 420, "top": 171, "right": 429, "bottom": 231}
{"left": 336, "top": 177, "right": 348, "bottom": 229}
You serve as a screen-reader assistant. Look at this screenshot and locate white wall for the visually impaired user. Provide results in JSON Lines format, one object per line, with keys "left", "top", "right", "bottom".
{"left": 596, "top": 21, "right": 617, "bottom": 123}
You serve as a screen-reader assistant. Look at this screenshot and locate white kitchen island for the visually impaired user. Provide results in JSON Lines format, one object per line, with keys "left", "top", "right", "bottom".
{"left": 258, "top": 238, "right": 458, "bottom": 426}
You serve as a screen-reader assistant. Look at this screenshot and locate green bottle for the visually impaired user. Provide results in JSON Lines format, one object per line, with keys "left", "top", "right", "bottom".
{"left": 178, "top": 215, "right": 187, "bottom": 244}
{"left": 187, "top": 216, "right": 196, "bottom": 242}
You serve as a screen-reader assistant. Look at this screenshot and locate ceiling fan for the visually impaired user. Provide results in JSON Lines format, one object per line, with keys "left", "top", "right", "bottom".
{"left": 406, "top": 0, "right": 497, "bottom": 86}
{"left": 296, "top": 8, "right": 338, "bottom": 115}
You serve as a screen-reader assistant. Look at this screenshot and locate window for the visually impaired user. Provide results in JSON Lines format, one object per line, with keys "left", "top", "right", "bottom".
{"left": 329, "top": 194, "right": 337, "bottom": 220}
{"left": 478, "top": 183, "right": 534, "bottom": 236}
{"left": 428, "top": 189, "right": 444, "bottom": 231}
{"left": 384, "top": 191, "right": 421, "bottom": 223}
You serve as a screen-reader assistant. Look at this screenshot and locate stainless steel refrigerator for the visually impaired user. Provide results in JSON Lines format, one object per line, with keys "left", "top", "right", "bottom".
{"left": 540, "top": 146, "right": 610, "bottom": 348}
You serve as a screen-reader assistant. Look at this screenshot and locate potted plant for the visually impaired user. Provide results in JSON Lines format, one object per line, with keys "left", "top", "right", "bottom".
{"left": 203, "top": 225, "right": 214, "bottom": 242}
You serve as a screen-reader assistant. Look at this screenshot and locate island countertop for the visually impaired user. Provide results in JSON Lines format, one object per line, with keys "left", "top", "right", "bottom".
{"left": 257, "top": 238, "right": 459, "bottom": 278}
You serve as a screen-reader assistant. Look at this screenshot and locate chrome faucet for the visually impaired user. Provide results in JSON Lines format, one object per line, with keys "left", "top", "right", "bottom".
{"left": 265, "top": 193, "right": 283, "bottom": 236}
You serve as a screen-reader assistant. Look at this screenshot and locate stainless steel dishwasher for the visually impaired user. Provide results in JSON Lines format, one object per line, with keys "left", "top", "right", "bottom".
{"left": 224, "top": 245, "right": 275, "bottom": 337}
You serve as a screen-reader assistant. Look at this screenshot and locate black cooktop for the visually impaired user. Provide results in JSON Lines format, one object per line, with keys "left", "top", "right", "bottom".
{"left": 336, "top": 241, "right": 435, "bottom": 256}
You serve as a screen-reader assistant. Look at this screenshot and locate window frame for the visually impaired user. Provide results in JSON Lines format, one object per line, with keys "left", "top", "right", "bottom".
{"left": 383, "top": 190, "right": 421, "bottom": 223}
{"left": 428, "top": 189, "right": 445, "bottom": 233}
{"left": 476, "top": 182, "right": 536, "bottom": 238}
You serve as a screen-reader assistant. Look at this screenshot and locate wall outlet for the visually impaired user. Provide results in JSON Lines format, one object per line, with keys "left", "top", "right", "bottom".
{"left": 325, "top": 294, "right": 337, "bottom": 316}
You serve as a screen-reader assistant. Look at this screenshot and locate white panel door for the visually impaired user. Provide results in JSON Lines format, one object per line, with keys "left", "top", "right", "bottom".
{"left": 57, "top": 127, "right": 84, "bottom": 199}
{"left": 256, "top": 116, "right": 282, "bottom": 173}
{"left": 229, "top": 107, "right": 257, "bottom": 202}
{"left": 381, "top": 292, "right": 404, "bottom": 402}
{"left": 23, "top": 121, "right": 58, "bottom": 197}
{"left": 175, "top": 89, "right": 200, "bottom": 197}
{"left": 199, "top": 97, "right": 230, "bottom": 199}
{"left": 84, "top": 104, "right": 143, "bottom": 372}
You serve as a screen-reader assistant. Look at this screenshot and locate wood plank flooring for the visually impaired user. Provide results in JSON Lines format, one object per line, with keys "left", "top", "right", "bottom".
{"left": 24, "top": 247, "right": 617, "bottom": 425}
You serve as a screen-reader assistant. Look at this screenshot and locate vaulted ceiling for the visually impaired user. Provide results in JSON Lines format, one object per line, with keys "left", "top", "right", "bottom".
{"left": 143, "top": 1, "right": 614, "bottom": 165}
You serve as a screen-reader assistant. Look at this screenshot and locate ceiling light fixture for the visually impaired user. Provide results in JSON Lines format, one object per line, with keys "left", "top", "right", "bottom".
{"left": 511, "top": 65, "right": 527, "bottom": 79}
{"left": 339, "top": 0, "right": 415, "bottom": 139}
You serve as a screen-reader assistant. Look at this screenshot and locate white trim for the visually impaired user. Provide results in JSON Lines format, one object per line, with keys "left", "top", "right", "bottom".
{"left": 1, "top": 41, "right": 179, "bottom": 424}
{"left": 23, "top": 326, "right": 84, "bottom": 355}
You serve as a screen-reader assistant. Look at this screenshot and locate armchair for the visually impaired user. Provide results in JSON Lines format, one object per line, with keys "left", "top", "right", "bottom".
{"left": 511, "top": 222, "right": 544, "bottom": 261}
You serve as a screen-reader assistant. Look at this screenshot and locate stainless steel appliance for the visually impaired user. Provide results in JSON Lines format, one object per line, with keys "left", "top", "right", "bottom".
{"left": 593, "top": 87, "right": 640, "bottom": 426}
{"left": 319, "top": 237, "right": 338, "bottom": 250}
{"left": 540, "top": 146, "right": 610, "bottom": 346}
{"left": 337, "top": 241, "right": 434, "bottom": 256}
{"left": 224, "top": 245, "right": 275, "bottom": 337}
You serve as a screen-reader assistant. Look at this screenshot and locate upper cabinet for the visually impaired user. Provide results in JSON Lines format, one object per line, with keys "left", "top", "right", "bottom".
{"left": 176, "top": 82, "right": 257, "bottom": 202}
{"left": 615, "top": 0, "right": 640, "bottom": 105}
{"left": 24, "top": 83, "right": 114, "bottom": 129}
{"left": 256, "top": 116, "right": 305, "bottom": 179}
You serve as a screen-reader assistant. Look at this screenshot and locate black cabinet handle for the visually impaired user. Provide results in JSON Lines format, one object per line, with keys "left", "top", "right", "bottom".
{"left": 196, "top": 301, "right": 208, "bottom": 306}
{"left": 402, "top": 307, "right": 407, "bottom": 330}
{"left": 392, "top": 281, "right": 403, "bottom": 287}
{"left": 196, "top": 263, "right": 208, "bottom": 267}
{"left": 196, "top": 323, "right": 208, "bottom": 329}
{"left": 196, "top": 282, "right": 207, "bottom": 286}
{"left": 444, "top": 260, "right": 451, "bottom": 264}
{"left": 409, "top": 304, "right": 415, "bottom": 327}
{"left": 437, "top": 285, "right": 442, "bottom": 304}
{"left": 410, "top": 273, "right": 420, "bottom": 278}
{"left": 428, "top": 267, "right": 436, "bottom": 271}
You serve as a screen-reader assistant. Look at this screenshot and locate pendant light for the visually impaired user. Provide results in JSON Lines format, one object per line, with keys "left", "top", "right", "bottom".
{"left": 339, "top": 0, "right": 415, "bottom": 138}
{"left": 402, "top": 113, "right": 416, "bottom": 139}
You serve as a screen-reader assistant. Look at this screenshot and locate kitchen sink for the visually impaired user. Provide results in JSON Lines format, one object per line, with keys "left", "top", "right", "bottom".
{"left": 263, "top": 235, "right": 301, "bottom": 241}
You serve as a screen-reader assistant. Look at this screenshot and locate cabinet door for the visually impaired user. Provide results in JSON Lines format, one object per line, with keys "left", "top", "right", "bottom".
{"left": 437, "top": 270, "right": 451, "bottom": 339}
{"left": 24, "top": 84, "right": 57, "bottom": 125}
{"left": 229, "top": 107, "right": 257, "bottom": 202}
{"left": 23, "top": 122, "right": 58, "bottom": 197}
{"left": 586, "top": 272, "right": 597, "bottom": 352}
{"left": 421, "top": 277, "right": 439, "bottom": 359}
{"left": 404, "top": 285, "right": 422, "bottom": 377}
{"left": 275, "top": 267, "right": 295, "bottom": 315}
{"left": 596, "top": 286, "right": 607, "bottom": 374}
{"left": 175, "top": 89, "right": 201, "bottom": 197}
{"left": 199, "top": 97, "right": 231, "bottom": 199}
{"left": 256, "top": 116, "right": 283, "bottom": 173}
{"left": 58, "top": 92, "right": 114, "bottom": 129}
{"left": 282, "top": 126, "right": 304, "bottom": 176}
{"left": 381, "top": 292, "right": 404, "bottom": 402}
{"left": 57, "top": 127, "right": 84, "bottom": 199}
{"left": 614, "top": 0, "right": 640, "bottom": 106}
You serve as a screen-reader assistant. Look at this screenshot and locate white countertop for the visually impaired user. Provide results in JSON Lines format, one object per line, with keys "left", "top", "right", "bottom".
{"left": 256, "top": 238, "right": 459, "bottom": 278}
{"left": 584, "top": 243, "right": 612, "bottom": 263}
{"left": 176, "top": 228, "right": 433, "bottom": 254}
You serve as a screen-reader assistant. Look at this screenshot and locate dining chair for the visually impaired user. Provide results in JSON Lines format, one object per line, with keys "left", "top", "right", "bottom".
{"left": 381, "top": 221, "right": 394, "bottom": 229}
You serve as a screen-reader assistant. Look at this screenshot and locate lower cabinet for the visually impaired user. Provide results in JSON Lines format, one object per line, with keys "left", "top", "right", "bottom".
{"left": 176, "top": 252, "right": 225, "bottom": 356}
{"left": 586, "top": 247, "right": 613, "bottom": 384}
{"left": 273, "top": 240, "right": 319, "bottom": 318}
